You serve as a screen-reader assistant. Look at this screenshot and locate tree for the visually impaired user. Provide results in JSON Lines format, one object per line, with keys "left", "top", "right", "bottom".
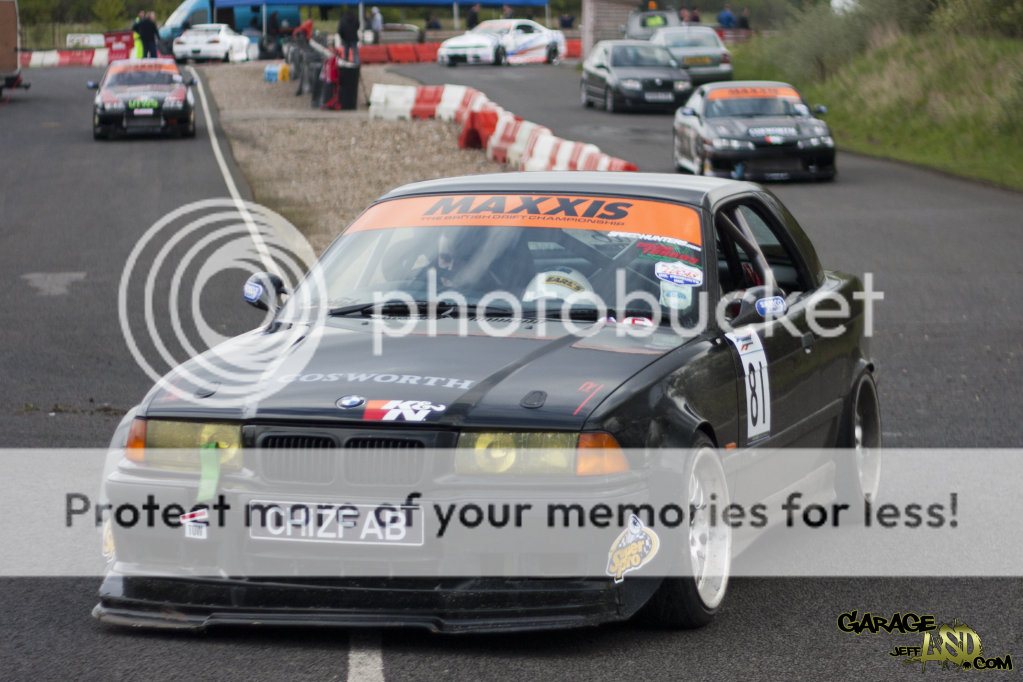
{"left": 93, "top": 0, "right": 127, "bottom": 30}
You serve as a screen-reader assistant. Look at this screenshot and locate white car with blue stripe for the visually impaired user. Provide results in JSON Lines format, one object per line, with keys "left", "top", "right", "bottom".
{"left": 437, "top": 19, "right": 566, "bottom": 66}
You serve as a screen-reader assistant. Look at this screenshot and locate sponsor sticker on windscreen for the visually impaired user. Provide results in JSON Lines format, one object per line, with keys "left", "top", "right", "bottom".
{"left": 343, "top": 194, "right": 702, "bottom": 248}
{"left": 248, "top": 501, "right": 425, "bottom": 546}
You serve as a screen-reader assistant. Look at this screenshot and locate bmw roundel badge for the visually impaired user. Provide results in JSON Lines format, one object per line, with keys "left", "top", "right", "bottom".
{"left": 336, "top": 395, "right": 365, "bottom": 409}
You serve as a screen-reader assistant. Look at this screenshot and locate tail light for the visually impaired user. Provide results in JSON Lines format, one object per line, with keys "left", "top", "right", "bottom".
{"left": 721, "top": 52, "right": 731, "bottom": 64}
{"left": 173, "top": 38, "right": 183, "bottom": 44}
{"left": 208, "top": 38, "right": 220, "bottom": 44}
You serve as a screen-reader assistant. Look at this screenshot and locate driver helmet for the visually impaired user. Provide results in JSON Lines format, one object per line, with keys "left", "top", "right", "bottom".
{"left": 522, "top": 267, "right": 595, "bottom": 302}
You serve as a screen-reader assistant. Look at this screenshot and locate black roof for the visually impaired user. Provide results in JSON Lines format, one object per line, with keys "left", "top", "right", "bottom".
{"left": 377, "top": 172, "right": 757, "bottom": 208}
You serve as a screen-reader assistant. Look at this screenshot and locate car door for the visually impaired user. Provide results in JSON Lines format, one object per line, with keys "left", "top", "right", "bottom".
{"left": 714, "top": 198, "right": 830, "bottom": 508}
{"left": 587, "top": 45, "right": 609, "bottom": 97}
{"left": 676, "top": 89, "right": 703, "bottom": 166}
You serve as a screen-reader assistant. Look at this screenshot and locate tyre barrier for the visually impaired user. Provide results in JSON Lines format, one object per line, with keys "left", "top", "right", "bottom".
{"left": 370, "top": 83, "right": 638, "bottom": 173}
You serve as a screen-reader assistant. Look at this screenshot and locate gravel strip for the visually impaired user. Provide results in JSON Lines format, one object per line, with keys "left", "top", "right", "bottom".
{"left": 202, "top": 62, "right": 505, "bottom": 254}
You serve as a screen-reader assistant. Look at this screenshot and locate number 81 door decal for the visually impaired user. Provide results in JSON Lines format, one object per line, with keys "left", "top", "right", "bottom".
{"left": 725, "top": 329, "right": 772, "bottom": 444}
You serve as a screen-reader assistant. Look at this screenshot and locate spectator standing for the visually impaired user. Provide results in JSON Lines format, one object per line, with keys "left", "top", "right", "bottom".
{"left": 425, "top": 13, "right": 442, "bottom": 29}
{"left": 137, "top": 11, "right": 159, "bottom": 58}
{"left": 559, "top": 13, "right": 574, "bottom": 28}
{"left": 338, "top": 8, "right": 360, "bottom": 62}
{"left": 679, "top": 8, "right": 690, "bottom": 23}
{"left": 690, "top": 6, "right": 700, "bottom": 22}
{"left": 466, "top": 4, "right": 480, "bottom": 29}
{"left": 717, "top": 4, "right": 736, "bottom": 28}
{"left": 502, "top": 4, "right": 514, "bottom": 19}
{"left": 268, "top": 11, "right": 280, "bottom": 36}
{"left": 370, "top": 6, "right": 383, "bottom": 44}
{"left": 737, "top": 7, "right": 750, "bottom": 29}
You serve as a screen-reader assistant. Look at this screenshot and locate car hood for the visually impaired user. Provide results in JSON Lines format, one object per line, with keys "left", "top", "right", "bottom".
{"left": 611, "top": 66, "right": 687, "bottom": 81}
{"left": 106, "top": 86, "right": 175, "bottom": 101}
{"left": 710, "top": 116, "right": 825, "bottom": 138}
{"left": 441, "top": 33, "right": 499, "bottom": 48}
{"left": 140, "top": 318, "right": 689, "bottom": 430}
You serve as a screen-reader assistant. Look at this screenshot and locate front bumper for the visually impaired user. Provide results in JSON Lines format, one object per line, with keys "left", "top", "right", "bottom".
{"left": 684, "top": 64, "right": 733, "bottom": 85}
{"left": 94, "top": 108, "right": 191, "bottom": 132}
{"left": 173, "top": 46, "right": 225, "bottom": 61}
{"left": 437, "top": 46, "right": 496, "bottom": 65}
{"left": 93, "top": 571, "right": 662, "bottom": 633}
{"left": 615, "top": 89, "right": 689, "bottom": 110}
{"left": 705, "top": 144, "right": 836, "bottom": 180}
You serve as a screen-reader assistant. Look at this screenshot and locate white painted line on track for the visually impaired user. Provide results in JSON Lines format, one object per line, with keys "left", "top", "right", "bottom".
{"left": 348, "top": 630, "right": 385, "bottom": 682}
{"left": 188, "top": 66, "right": 279, "bottom": 276}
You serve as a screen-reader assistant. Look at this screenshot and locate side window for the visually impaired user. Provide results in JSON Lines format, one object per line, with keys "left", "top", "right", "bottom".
{"left": 189, "top": 9, "right": 207, "bottom": 25}
{"left": 686, "top": 91, "right": 703, "bottom": 113}
{"left": 517, "top": 23, "right": 534, "bottom": 33}
{"left": 736, "top": 204, "right": 814, "bottom": 294}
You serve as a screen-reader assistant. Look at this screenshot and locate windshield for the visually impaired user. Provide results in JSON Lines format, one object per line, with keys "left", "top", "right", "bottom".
{"left": 611, "top": 45, "right": 676, "bottom": 68}
{"left": 704, "top": 86, "right": 804, "bottom": 118}
{"left": 472, "top": 20, "right": 513, "bottom": 34}
{"left": 662, "top": 31, "right": 720, "bottom": 48}
{"left": 104, "top": 68, "right": 181, "bottom": 87}
{"left": 640, "top": 13, "right": 669, "bottom": 28}
{"left": 285, "top": 194, "right": 706, "bottom": 325}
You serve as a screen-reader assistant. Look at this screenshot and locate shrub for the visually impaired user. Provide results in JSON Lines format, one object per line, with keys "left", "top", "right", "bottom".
{"left": 931, "top": 0, "right": 1023, "bottom": 38}
{"left": 92, "top": 0, "right": 126, "bottom": 30}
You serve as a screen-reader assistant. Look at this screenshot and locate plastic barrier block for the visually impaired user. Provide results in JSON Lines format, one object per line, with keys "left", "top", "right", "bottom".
{"left": 413, "top": 42, "right": 439, "bottom": 62}
{"left": 453, "top": 88, "right": 482, "bottom": 124}
{"left": 369, "top": 83, "right": 418, "bottom": 120}
{"left": 521, "top": 133, "right": 559, "bottom": 171}
{"left": 435, "top": 85, "right": 469, "bottom": 121}
{"left": 565, "top": 39, "right": 581, "bottom": 59}
{"left": 107, "top": 49, "right": 131, "bottom": 62}
{"left": 91, "top": 48, "right": 109, "bottom": 68}
{"left": 387, "top": 44, "right": 418, "bottom": 63}
{"left": 487, "top": 113, "right": 523, "bottom": 165}
{"left": 411, "top": 85, "right": 445, "bottom": 119}
{"left": 58, "top": 50, "right": 94, "bottom": 66}
{"left": 20, "top": 52, "right": 31, "bottom": 67}
{"left": 358, "top": 44, "right": 389, "bottom": 64}
{"left": 474, "top": 105, "right": 502, "bottom": 147}
{"left": 606, "top": 157, "right": 639, "bottom": 172}
{"left": 507, "top": 122, "right": 551, "bottom": 169}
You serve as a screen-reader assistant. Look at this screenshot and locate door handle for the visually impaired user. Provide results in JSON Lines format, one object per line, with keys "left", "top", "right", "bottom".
{"left": 801, "top": 332, "right": 814, "bottom": 354}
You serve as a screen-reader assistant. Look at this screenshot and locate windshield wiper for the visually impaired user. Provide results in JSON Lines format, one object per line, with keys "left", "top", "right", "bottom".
{"left": 329, "top": 301, "right": 515, "bottom": 318}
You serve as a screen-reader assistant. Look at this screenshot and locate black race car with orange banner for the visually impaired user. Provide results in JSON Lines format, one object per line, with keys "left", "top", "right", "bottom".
{"left": 87, "top": 58, "right": 196, "bottom": 140}
{"left": 672, "top": 81, "right": 836, "bottom": 181}
{"left": 96, "top": 172, "right": 880, "bottom": 633}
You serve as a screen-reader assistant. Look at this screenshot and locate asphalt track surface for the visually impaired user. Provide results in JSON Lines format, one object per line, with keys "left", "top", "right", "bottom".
{"left": 1, "top": 65, "right": 1022, "bottom": 680}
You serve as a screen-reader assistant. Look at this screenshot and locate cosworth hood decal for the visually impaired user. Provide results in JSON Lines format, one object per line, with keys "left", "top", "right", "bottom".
{"left": 141, "top": 319, "right": 686, "bottom": 429}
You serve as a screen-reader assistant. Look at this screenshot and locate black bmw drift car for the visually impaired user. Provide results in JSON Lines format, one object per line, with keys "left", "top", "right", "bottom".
{"left": 673, "top": 81, "right": 836, "bottom": 181}
{"left": 88, "top": 58, "right": 196, "bottom": 140}
{"left": 96, "top": 172, "right": 880, "bottom": 633}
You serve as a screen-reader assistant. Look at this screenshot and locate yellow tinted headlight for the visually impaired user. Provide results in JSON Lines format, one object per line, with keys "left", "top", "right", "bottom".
{"left": 130, "top": 419, "right": 242, "bottom": 471}
{"left": 455, "top": 432, "right": 579, "bottom": 475}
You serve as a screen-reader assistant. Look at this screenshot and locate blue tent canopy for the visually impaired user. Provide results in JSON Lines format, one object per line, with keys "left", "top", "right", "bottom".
{"left": 214, "top": 0, "right": 548, "bottom": 6}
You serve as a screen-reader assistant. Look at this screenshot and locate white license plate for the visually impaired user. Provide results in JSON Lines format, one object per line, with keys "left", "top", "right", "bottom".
{"left": 644, "top": 92, "right": 674, "bottom": 102}
{"left": 134, "top": 108, "right": 154, "bottom": 115}
{"left": 248, "top": 501, "right": 425, "bottom": 546}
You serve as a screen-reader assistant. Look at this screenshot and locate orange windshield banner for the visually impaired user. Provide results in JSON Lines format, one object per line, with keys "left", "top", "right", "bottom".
{"left": 343, "top": 195, "right": 703, "bottom": 246}
{"left": 108, "top": 61, "right": 179, "bottom": 74}
{"left": 707, "top": 86, "right": 801, "bottom": 101}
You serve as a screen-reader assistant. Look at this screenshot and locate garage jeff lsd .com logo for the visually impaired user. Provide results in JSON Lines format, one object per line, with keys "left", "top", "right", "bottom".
{"left": 837, "top": 611, "right": 1013, "bottom": 672}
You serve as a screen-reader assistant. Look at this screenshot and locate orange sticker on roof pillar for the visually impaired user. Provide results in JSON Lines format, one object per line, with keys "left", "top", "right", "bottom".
{"left": 707, "top": 86, "right": 800, "bottom": 101}
{"left": 343, "top": 195, "right": 702, "bottom": 247}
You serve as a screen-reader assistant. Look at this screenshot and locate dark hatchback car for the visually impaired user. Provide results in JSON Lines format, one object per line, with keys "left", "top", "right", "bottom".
{"left": 581, "top": 40, "right": 692, "bottom": 113}
{"left": 87, "top": 58, "right": 196, "bottom": 140}
{"left": 673, "top": 80, "right": 835, "bottom": 181}
{"left": 96, "top": 172, "right": 880, "bottom": 633}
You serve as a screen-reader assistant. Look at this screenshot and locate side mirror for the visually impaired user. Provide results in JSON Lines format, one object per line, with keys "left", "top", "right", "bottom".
{"left": 595, "top": 63, "right": 608, "bottom": 70}
{"left": 243, "top": 272, "right": 287, "bottom": 312}
{"left": 813, "top": 104, "right": 828, "bottom": 115}
{"left": 730, "top": 285, "right": 787, "bottom": 328}
{"left": 619, "top": 25, "right": 626, "bottom": 35}
{"left": 87, "top": 81, "right": 98, "bottom": 89}
{"left": 188, "top": 77, "right": 198, "bottom": 85}
{"left": 680, "top": 106, "right": 696, "bottom": 116}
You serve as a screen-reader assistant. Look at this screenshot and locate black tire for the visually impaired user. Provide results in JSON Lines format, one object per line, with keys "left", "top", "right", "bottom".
{"left": 835, "top": 372, "right": 882, "bottom": 508}
{"left": 222, "top": 52, "right": 230, "bottom": 63}
{"left": 694, "top": 151, "right": 706, "bottom": 176}
{"left": 493, "top": 47, "right": 505, "bottom": 65}
{"left": 580, "top": 81, "right": 592, "bottom": 108}
{"left": 182, "top": 110, "right": 196, "bottom": 138}
{"left": 93, "top": 126, "right": 107, "bottom": 140}
{"left": 604, "top": 87, "right": 616, "bottom": 113}
{"left": 673, "top": 131, "right": 691, "bottom": 173}
{"left": 641, "top": 433, "right": 731, "bottom": 629}
{"left": 446, "top": 61, "right": 457, "bottom": 67}
{"left": 545, "top": 43, "right": 557, "bottom": 64}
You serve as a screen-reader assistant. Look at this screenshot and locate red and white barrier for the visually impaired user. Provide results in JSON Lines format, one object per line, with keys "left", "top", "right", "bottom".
{"left": 367, "top": 82, "right": 639, "bottom": 172}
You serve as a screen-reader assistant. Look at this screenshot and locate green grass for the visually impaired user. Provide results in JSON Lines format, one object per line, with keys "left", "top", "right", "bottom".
{"left": 732, "top": 32, "right": 1023, "bottom": 191}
